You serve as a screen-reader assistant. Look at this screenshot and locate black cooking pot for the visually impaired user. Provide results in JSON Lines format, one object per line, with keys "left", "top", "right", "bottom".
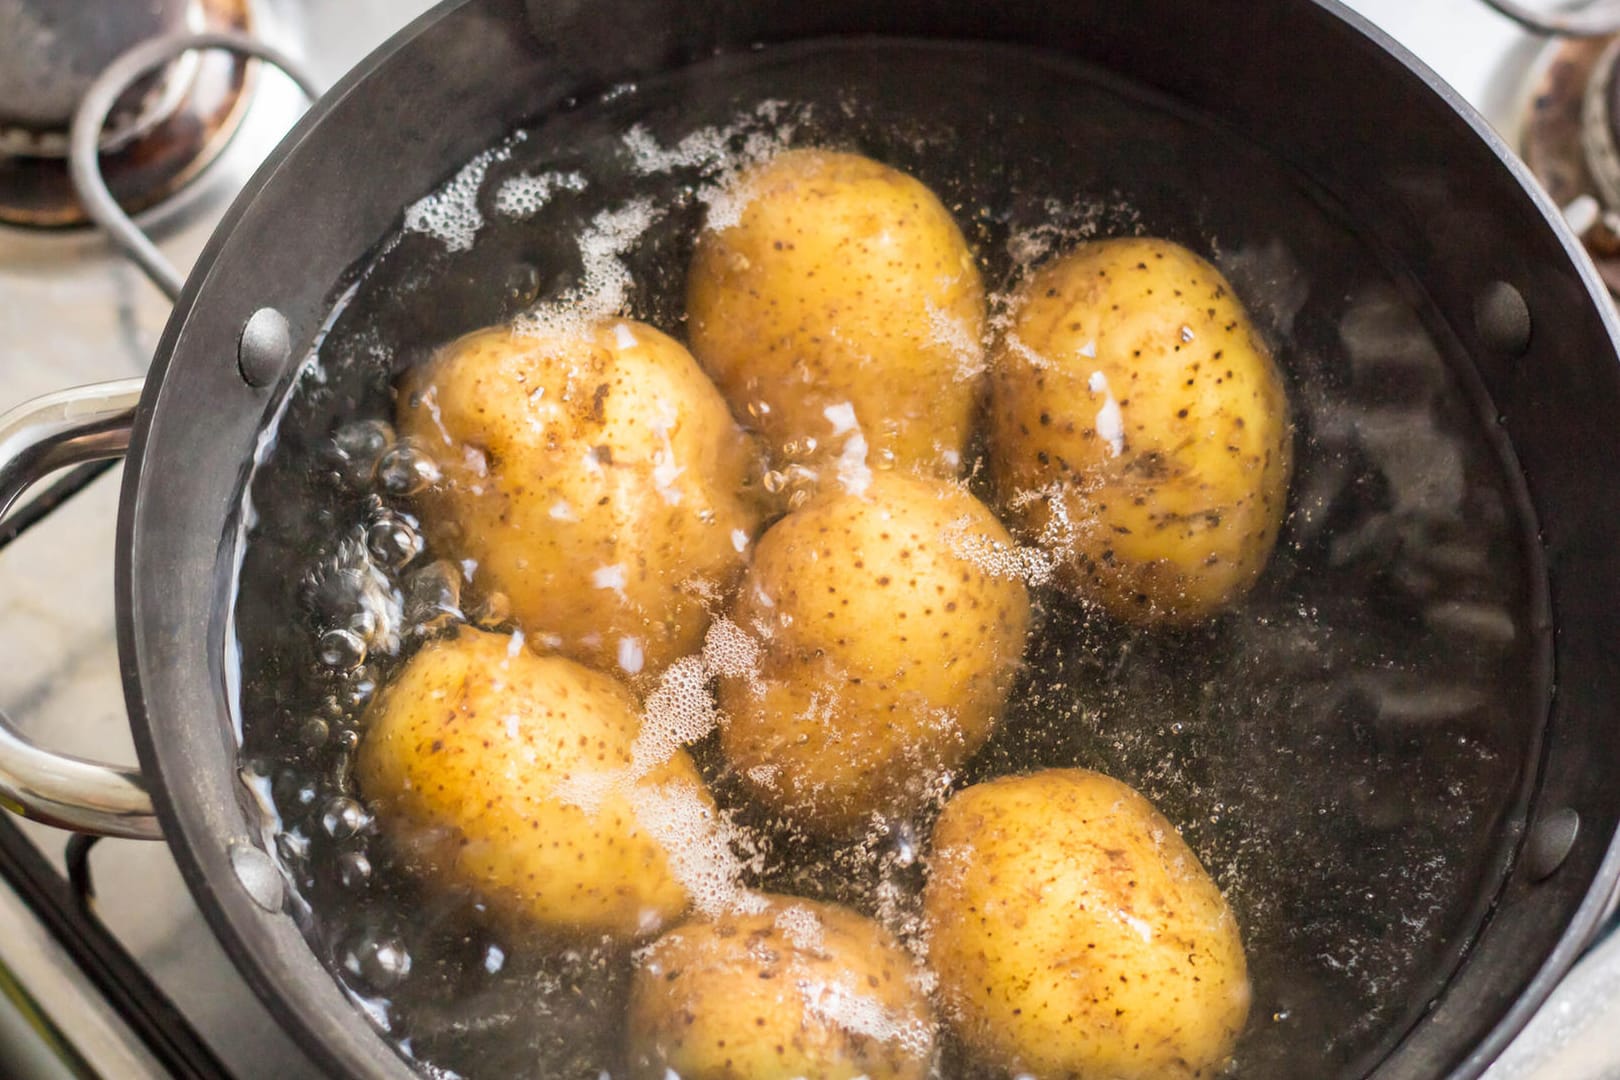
{"left": 2, "top": 0, "right": 1618, "bottom": 1076}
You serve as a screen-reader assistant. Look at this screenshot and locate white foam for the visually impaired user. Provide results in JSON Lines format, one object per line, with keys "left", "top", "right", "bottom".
{"left": 1002, "top": 196, "right": 1142, "bottom": 271}
{"left": 942, "top": 485, "right": 1079, "bottom": 588}
{"left": 621, "top": 100, "right": 795, "bottom": 177}
{"left": 702, "top": 615, "right": 761, "bottom": 679}
{"left": 631, "top": 657, "right": 716, "bottom": 777}
{"left": 402, "top": 133, "right": 526, "bottom": 252}
{"left": 926, "top": 301, "right": 985, "bottom": 380}
{"left": 774, "top": 904, "right": 827, "bottom": 955}
{"left": 515, "top": 198, "right": 662, "bottom": 339}
{"left": 493, "top": 169, "right": 586, "bottom": 220}
{"left": 1003, "top": 330, "right": 1051, "bottom": 371}
{"left": 797, "top": 977, "right": 933, "bottom": 1056}
{"left": 630, "top": 781, "right": 766, "bottom": 919}
{"left": 618, "top": 101, "right": 804, "bottom": 234}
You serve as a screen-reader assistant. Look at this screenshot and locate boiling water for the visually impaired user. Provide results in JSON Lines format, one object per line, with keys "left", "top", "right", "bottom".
{"left": 231, "top": 40, "right": 1543, "bottom": 1080}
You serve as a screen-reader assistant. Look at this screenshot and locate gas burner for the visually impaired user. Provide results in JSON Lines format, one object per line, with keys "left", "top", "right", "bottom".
{"left": 1518, "top": 32, "right": 1620, "bottom": 295}
{"left": 0, "top": 0, "right": 256, "bottom": 229}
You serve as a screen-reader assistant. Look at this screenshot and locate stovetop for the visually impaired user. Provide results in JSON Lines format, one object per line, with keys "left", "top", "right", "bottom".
{"left": 0, "top": 2, "right": 1616, "bottom": 1078}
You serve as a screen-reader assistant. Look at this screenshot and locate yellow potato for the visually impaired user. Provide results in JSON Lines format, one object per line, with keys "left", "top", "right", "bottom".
{"left": 626, "top": 895, "right": 935, "bottom": 1080}
{"left": 687, "top": 149, "right": 985, "bottom": 488}
{"left": 357, "top": 626, "right": 710, "bottom": 938}
{"left": 718, "top": 472, "right": 1030, "bottom": 834}
{"left": 396, "top": 319, "right": 763, "bottom": 678}
{"left": 922, "top": 768, "right": 1250, "bottom": 1079}
{"left": 988, "top": 237, "right": 1292, "bottom": 623}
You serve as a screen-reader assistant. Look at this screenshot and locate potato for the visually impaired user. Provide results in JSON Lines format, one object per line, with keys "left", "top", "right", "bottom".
{"left": 922, "top": 768, "right": 1250, "bottom": 1079}
{"left": 718, "top": 472, "right": 1030, "bottom": 834}
{"left": 687, "top": 149, "right": 985, "bottom": 488}
{"left": 396, "top": 319, "right": 763, "bottom": 678}
{"left": 988, "top": 237, "right": 1292, "bottom": 623}
{"left": 357, "top": 625, "right": 711, "bottom": 938}
{"left": 626, "top": 894, "right": 935, "bottom": 1079}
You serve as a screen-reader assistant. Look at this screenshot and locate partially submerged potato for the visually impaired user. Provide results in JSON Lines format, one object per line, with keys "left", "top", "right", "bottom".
{"left": 718, "top": 472, "right": 1030, "bottom": 834}
{"left": 988, "top": 237, "right": 1292, "bottom": 623}
{"left": 687, "top": 149, "right": 985, "bottom": 486}
{"left": 626, "top": 895, "right": 935, "bottom": 1080}
{"left": 357, "top": 626, "right": 709, "bottom": 938}
{"left": 923, "top": 768, "right": 1250, "bottom": 1079}
{"left": 396, "top": 319, "right": 763, "bottom": 678}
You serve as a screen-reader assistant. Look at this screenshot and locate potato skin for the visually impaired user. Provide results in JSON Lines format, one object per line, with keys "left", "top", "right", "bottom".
{"left": 718, "top": 472, "right": 1030, "bottom": 834}
{"left": 922, "top": 769, "right": 1250, "bottom": 1079}
{"left": 988, "top": 237, "right": 1292, "bottom": 623}
{"left": 357, "top": 626, "right": 708, "bottom": 938}
{"left": 626, "top": 895, "right": 935, "bottom": 1080}
{"left": 396, "top": 320, "right": 763, "bottom": 678}
{"left": 687, "top": 149, "right": 985, "bottom": 485}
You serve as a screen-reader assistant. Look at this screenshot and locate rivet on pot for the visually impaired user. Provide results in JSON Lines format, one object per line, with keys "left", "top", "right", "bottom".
{"left": 238, "top": 307, "right": 292, "bottom": 388}
{"left": 1474, "top": 281, "right": 1532, "bottom": 357}
{"left": 1527, "top": 807, "right": 1580, "bottom": 881}
{"left": 228, "top": 838, "right": 285, "bottom": 912}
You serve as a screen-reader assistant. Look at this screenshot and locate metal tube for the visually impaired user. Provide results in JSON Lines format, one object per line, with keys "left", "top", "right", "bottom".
{"left": 0, "top": 381, "right": 159, "bottom": 841}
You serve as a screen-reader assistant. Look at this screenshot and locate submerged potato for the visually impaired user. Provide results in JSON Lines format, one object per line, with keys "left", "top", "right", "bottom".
{"left": 397, "top": 320, "right": 763, "bottom": 678}
{"left": 357, "top": 626, "right": 709, "bottom": 938}
{"left": 626, "top": 895, "right": 935, "bottom": 1080}
{"left": 687, "top": 149, "right": 985, "bottom": 486}
{"left": 923, "top": 769, "right": 1250, "bottom": 1079}
{"left": 989, "top": 237, "right": 1292, "bottom": 623}
{"left": 718, "top": 472, "right": 1030, "bottom": 834}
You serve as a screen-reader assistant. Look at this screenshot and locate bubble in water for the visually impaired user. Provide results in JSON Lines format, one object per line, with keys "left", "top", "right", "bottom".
{"left": 334, "top": 419, "right": 394, "bottom": 459}
{"left": 319, "top": 628, "right": 367, "bottom": 672}
{"left": 299, "top": 717, "right": 330, "bottom": 749}
{"left": 339, "top": 668, "right": 378, "bottom": 711}
{"left": 321, "top": 796, "right": 371, "bottom": 840}
{"left": 353, "top": 933, "right": 412, "bottom": 991}
{"left": 366, "top": 515, "right": 423, "bottom": 569}
{"left": 275, "top": 829, "right": 310, "bottom": 868}
{"left": 301, "top": 538, "right": 403, "bottom": 655}
{"left": 329, "top": 419, "right": 396, "bottom": 488}
{"left": 337, "top": 850, "right": 372, "bottom": 890}
{"left": 403, "top": 560, "right": 463, "bottom": 635}
{"left": 378, "top": 444, "right": 442, "bottom": 496}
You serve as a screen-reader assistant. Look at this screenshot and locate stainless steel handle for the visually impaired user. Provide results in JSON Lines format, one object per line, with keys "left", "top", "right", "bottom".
{"left": 0, "top": 380, "right": 160, "bottom": 840}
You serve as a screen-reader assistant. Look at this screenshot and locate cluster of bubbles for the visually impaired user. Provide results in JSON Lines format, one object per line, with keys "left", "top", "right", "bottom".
{"left": 258, "top": 413, "right": 541, "bottom": 1010}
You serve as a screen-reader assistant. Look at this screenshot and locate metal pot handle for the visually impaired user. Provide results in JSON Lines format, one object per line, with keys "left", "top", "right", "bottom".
{"left": 0, "top": 380, "right": 160, "bottom": 840}
{"left": 0, "top": 26, "right": 323, "bottom": 841}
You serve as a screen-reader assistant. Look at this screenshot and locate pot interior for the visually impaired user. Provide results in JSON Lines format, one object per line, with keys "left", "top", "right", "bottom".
{"left": 226, "top": 35, "right": 1550, "bottom": 1079}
